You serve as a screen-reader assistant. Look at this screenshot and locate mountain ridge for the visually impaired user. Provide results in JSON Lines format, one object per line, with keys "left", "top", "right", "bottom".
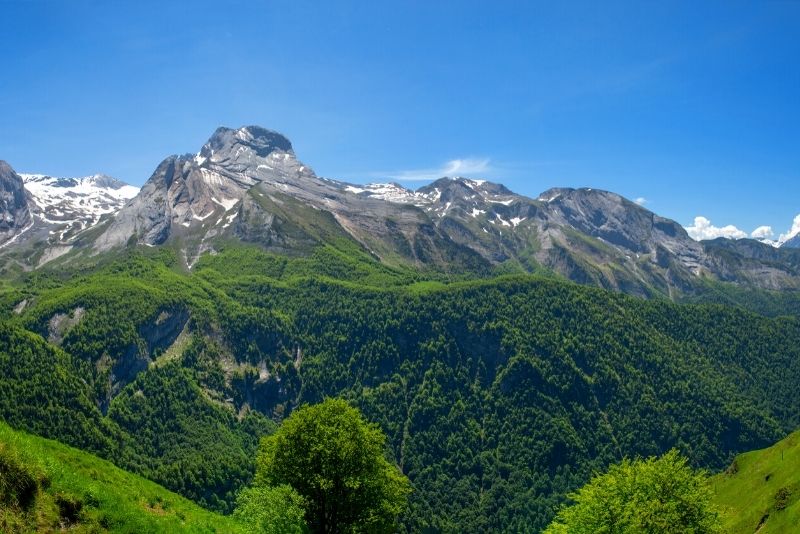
{"left": 2, "top": 126, "right": 799, "bottom": 300}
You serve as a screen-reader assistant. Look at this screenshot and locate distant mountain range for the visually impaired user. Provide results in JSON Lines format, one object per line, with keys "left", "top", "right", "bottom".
{"left": 0, "top": 161, "right": 138, "bottom": 263}
{"left": 2, "top": 125, "right": 799, "bottom": 297}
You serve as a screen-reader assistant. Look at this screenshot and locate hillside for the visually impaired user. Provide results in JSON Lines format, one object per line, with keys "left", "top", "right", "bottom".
{"left": 0, "top": 420, "right": 239, "bottom": 533}
{"left": 2, "top": 246, "right": 800, "bottom": 531}
{"left": 712, "top": 429, "right": 800, "bottom": 533}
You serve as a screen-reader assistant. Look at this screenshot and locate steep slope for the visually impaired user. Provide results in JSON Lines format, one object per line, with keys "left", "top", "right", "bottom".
{"left": 782, "top": 234, "right": 800, "bottom": 249}
{"left": 93, "top": 126, "right": 485, "bottom": 271}
{"left": 0, "top": 161, "right": 33, "bottom": 249}
{"left": 0, "top": 420, "right": 240, "bottom": 533}
{"left": 712, "top": 429, "right": 800, "bottom": 533}
{"left": 0, "top": 297, "right": 273, "bottom": 514}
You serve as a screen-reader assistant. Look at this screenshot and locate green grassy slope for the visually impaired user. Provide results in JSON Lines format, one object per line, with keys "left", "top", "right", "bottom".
{"left": 712, "top": 429, "right": 800, "bottom": 533}
{"left": 0, "top": 420, "right": 240, "bottom": 533}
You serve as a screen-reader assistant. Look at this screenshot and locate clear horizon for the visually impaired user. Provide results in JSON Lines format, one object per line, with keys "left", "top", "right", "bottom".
{"left": 1, "top": 1, "right": 798, "bottom": 242}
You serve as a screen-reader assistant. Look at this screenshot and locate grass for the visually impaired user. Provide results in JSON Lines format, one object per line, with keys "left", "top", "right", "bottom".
{"left": 711, "top": 428, "right": 800, "bottom": 533}
{"left": 0, "top": 420, "right": 241, "bottom": 533}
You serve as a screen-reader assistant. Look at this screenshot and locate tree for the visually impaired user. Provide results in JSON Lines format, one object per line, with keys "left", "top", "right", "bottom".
{"left": 544, "top": 449, "right": 721, "bottom": 534}
{"left": 254, "top": 398, "right": 411, "bottom": 533}
{"left": 234, "top": 484, "right": 308, "bottom": 534}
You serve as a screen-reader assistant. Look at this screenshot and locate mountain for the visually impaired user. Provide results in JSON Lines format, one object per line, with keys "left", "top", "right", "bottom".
{"left": 65, "top": 125, "right": 800, "bottom": 298}
{"left": 20, "top": 172, "right": 138, "bottom": 235}
{"left": 3, "top": 125, "right": 800, "bottom": 299}
{"left": 0, "top": 161, "right": 138, "bottom": 267}
{"left": 93, "top": 126, "right": 485, "bottom": 272}
{"left": 4, "top": 126, "right": 800, "bottom": 531}
{"left": 712, "top": 428, "right": 800, "bottom": 533}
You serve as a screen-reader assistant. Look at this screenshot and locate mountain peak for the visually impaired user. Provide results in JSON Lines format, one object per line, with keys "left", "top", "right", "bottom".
{"left": 199, "top": 125, "right": 293, "bottom": 160}
{"left": 419, "top": 176, "right": 513, "bottom": 198}
{"left": 86, "top": 174, "right": 130, "bottom": 190}
{"left": 0, "top": 160, "right": 16, "bottom": 177}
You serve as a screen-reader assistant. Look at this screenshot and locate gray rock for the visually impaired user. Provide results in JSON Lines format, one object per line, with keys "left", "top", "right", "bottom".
{"left": 0, "top": 160, "right": 33, "bottom": 247}
{"left": 782, "top": 234, "right": 800, "bottom": 249}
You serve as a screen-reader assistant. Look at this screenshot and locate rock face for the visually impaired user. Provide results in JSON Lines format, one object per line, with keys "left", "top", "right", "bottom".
{"left": 5, "top": 125, "right": 800, "bottom": 298}
{"left": 94, "top": 127, "right": 309, "bottom": 253}
{"left": 782, "top": 234, "right": 800, "bottom": 249}
{"left": 351, "top": 179, "right": 800, "bottom": 295}
{"left": 0, "top": 160, "right": 34, "bottom": 247}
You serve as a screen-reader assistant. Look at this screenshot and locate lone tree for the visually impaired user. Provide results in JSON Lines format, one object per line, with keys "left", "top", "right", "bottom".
{"left": 254, "top": 398, "right": 411, "bottom": 534}
{"left": 545, "top": 449, "right": 721, "bottom": 533}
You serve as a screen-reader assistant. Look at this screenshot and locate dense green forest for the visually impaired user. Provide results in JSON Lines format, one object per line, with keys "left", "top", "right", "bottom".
{"left": 1, "top": 244, "right": 800, "bottom": 531}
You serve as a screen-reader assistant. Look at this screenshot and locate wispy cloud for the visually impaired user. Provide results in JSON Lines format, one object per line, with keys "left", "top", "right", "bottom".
{"left": 634, "top": 197, "right": 648, "bottom": 206}
{"left": 377, "top": 158, "right": 492, "bottom": 181}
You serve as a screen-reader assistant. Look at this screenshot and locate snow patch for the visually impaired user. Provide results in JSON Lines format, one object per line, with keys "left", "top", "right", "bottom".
{"left": 538, "top": 193, "right": 561, "bottom": 203}
{"left": 222, "top": 212, "right": 238, "bottom": 229}
{"left": 19, "top": 173, "right": 139, "bottom": 238}
{"left": 487, "top": 198, "right": 514, "bottom": 206}
{"left": 213, "top": 197, "right": 239, "bottom": 211}
{"left": 495, "top": 214, "right": 511, "bottom": 227}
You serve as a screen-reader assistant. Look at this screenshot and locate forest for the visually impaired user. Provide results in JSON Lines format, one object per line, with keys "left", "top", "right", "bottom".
{"left": 1, "top": 244, "right": 799, "bottom": 531}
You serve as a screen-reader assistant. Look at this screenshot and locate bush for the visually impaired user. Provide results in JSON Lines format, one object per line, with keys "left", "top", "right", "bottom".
{"left": 234, "top": 484, "right": 308, "bottom": 534}
{"left": 0, "top": 442, "right": 46, "bottom": 509}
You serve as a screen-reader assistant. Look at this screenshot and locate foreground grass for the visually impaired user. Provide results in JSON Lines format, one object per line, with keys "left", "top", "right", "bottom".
{"left": 711, "top": 429, "right": 800, "bottom": 533}
{"left": 0, "top": 421, "right": 240, "bottom": 533}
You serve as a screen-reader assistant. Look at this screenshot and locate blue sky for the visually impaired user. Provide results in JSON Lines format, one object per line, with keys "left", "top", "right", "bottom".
{"left": 2, "top": 1, "right": 798, "bottom": 241}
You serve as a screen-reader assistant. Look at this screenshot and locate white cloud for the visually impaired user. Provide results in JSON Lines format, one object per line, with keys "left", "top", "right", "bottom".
{"left": 634, "top": 197, "right": 648, "bottom": 206}
{"left": 683, "top": 214, "right": 800, "bottom": 246}
{"left": 750, "top": 226, "right": 774, "bottom": 239}
{"left": 778, "top": 214, "right": 800, "bottom": 244}
{"left": 381, "top": 158, "right": 491, "bottom": 181}
{"left": 685, "top": 216, "right": 747, "bottom": 241}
